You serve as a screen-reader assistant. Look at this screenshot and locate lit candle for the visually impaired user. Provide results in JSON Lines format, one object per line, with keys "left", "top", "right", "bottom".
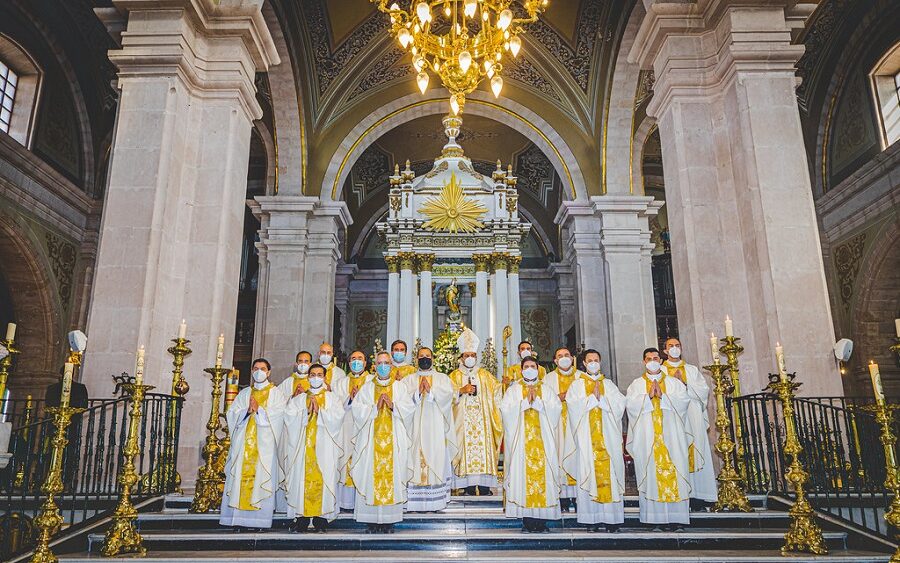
{"left": 61, "top": 362, "right": 74, "bottom": 409}
{"left": 775, "top": 342, "right": 787, "bottom": 382}
{"left": 216, "top": 334, "right": 225, "bottom": 368}
{"left": 869, "top": 361, "right": 885, "bottom": 405}
{"left": 725, "top": 315, "right": 733, "bottom": 338}
{"left": 710, "top": 333, "right": 719, "bottom": 363}
{"left": 135, "top": 345, "right": 145, "bottom": 386}
{"left": 178, "top": 319, "right": 187, "bottom": 340}
{"left": 5, "top": 322, "right": 16, "bottom": 342}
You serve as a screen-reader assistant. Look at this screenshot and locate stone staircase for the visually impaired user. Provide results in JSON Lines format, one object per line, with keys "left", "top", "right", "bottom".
{"left": 51, "top": 494, "right": 892, "bottom": 562}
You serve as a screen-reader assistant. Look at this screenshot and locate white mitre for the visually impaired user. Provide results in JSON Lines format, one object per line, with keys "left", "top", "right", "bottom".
{"left": 457, "top": 327, "right": 479, "bottom": 355}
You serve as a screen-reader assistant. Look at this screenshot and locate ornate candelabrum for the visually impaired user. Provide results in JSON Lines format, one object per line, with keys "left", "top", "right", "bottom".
{"left": 30, "top": 405, "right": 84, "bottom": 563}
{"left": 719, "top": 336, "right": 746, "bottom": 479}
{"left": 0, "top": 334, "right": 20, "bottom": 409}
{"left": 13, "top": 394, "right": 33, "bottom": 488}
{"left": 214, "top": 370, "right": 239, "bottom": 480}
{"left": 101, "top": 383, "right": 153, "bottom": 557}
{"left": 190, "top": 365, "right": 228, "bottom": 513}
{"left": 704, "top": 359, "right": 752, "bottom": 512}
{"left": 501, "top": 325, "right": 511, "bottom": 378}
{"left": 768, "top": 373, "right": 828, "bottom": 555}
{"left": 860, "top": 400, "right": 900, "bottom": 563}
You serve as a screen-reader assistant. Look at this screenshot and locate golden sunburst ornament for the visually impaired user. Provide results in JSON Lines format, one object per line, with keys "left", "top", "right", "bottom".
{"left": 419, "top": 173, "right": 487, "bottom": 233}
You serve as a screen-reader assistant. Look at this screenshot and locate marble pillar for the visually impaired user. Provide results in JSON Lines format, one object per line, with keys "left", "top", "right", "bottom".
{"left": 418, "top": 254, "right": 435, "bottom": 348}
{"left": 398, "top": 252, "right": 416, "bottom": 360}
{"left": 630, "top": 0, "right": 841, "bottom": 394}
{"left": 508, "top": 256, "right": 523, "bottom": 349}
{"left": 473, "top": 254, "right": 491, "bottom": 349}
{"left": 84, "top": 0, "right": 278, "bottom": 484}
{"left": 385, "top": 256, "right": 400, "bottom": 344}
{"left": 492, "top": 253, "right": 510, "bottom": 378}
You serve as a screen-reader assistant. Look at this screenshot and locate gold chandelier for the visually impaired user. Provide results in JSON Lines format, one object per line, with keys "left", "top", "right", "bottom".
{"left": 372, "top": 0, "right": 549, "bottom": 114}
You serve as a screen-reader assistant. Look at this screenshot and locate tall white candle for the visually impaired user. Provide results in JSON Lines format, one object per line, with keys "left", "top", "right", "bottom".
{"left": 775, "top": 342, "right": 786, "bottom": 381}
{"left": 869, "top": 361, "right": 885, "bottom": 405}
{"left": 725, "top": 315, "right": 733, "bottom": 338}
{"left": 135, "top": 345, "right": 145, "bottom": 386}
{"left": 216, "top": 334, "right": 225, "bottom": 368}
{"left": 61, "top": 362, "right": 74, "bottom": 409}
{"left": 5, "top": 322, "right": 16, "bottom": 342}
{"left": 895, "top": 318, "right": 900, "bottom": 338}
{"left": 178, "top": 319, "right": 187, "bottom": 340}
{"left": 710, "top": 333, "right": 719, "bottom": 363}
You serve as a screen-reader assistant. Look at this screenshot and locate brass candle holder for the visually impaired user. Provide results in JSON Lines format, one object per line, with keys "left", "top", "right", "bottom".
{"left": 768, "top": 374, "right": 828, "bottom": 555}
{"left": 0, "top": 336, "right": 20, "bottom": 408}
{"left": 190, "top": 365, "right": 228, "bottom": 513}
{"left": 860, "top": 401, "right": 900, "bottom": 563}
{"left": 30, "top": 405, "right": 85, "bottom": 563}
{"left": 101, "top": 383, "right": 154, "bottom": 557}
{"left": 213, "top": 370, "right": 238, "bottom": 480}
{"left": 704, "top": 360, "right": 752, "bottom": 512}
{"left": 13, "top": 394, "right": 33, "bottom": 488}
{"left": 719, "top": 336, "right": 746, "bottom": 479}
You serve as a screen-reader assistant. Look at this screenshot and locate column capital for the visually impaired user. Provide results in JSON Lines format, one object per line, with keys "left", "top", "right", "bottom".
{"left": 397, "top": 251, "right": 417, "bottom": 271}
{"left": 468, "top": 282, "right": 477, "bottom": 297}
{"left": 507, "top": 255, "right": 522, "bottom": 274}
{"left": 490, "top": 252, "right": 509, "bottom": 272}
{"left": 384, "top": 255, "right": 399, "bottom": 274}
{"left": 416, "top": 253, "right": 436, "bottom": 272}
{"left": 472, "top": 253, "right": 492, "bottom": 272}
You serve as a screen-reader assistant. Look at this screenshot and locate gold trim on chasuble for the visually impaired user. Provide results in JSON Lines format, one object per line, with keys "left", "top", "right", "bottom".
{"left": 644, "top": 375, "right": 680, "bottom": 502}
{"left": 522, "top": 385, "right": 548, "bottom": 509}
{"left": 462, "top": 383, "right": 487, "bottom": 475}
{"left": 417, "top": 375, "right": 433, "bottom": 486}
{"left": 292, "top": 376, "right": 311, "bottom": 395}
{"left": 664, "top": 361, "right": 696, "bottom": 472}
{"left": 557, "top": 370, "right": 578, "bottom": 486}
{"left": 302, "top": 393, "right": 326, "bottom": 517}
{"left": 239, "top": 384, "right": 274, "bottom": 510}
{"left": 345, "top": 373, "right": 371, "bottom": 487}
{"left": 373, "top": 384, "right": 395, "bottom": 506}
{"left": 582, "top": 376, "right": 613, "bottom": 503}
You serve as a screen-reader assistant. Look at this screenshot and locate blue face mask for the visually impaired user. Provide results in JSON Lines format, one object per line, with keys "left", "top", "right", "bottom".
{"left": 376, "top": 363, "right": 392, "bottom": 379}
{"left": 350, "top": 359, "right": 365, "bottom": 374}
{"left": 392, "top": 351, "right": 406, "bottom": 363}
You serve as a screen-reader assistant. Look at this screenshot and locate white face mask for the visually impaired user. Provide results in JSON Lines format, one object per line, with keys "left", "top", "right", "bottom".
{"left": 463, "top": 356, "right": 477, "bottom": 368}
{"left": 296, "top": 363, "right": 309, "bottom": 375}
{"left": 319, "top": 353, "right": 333, "bottom": 366}
{"left": 519, "top": 349, "right": 532, "bottom": 359}
{"left": 646, "top": 360, "right": 661, "bottom": 374}
{"left": 522, "top": 367, "right": 539, "bottom": 383}
{"left": 586, "top": 361, "right": 601, "bottom": 375}
{"left": 252, "top": 369, "right": 268, "bottom": 383}
{"left": 667, "top": 346, "right": 682, "bottom": 359}
{"left": 556, "top": 356, "right": 572, "bottom": 370}
{"left": 308, "top": 376, "right": 324, "bottom": 390}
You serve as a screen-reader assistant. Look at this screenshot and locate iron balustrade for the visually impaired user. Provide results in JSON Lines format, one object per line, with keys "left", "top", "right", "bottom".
{"left": 0, "top": 393, "right": 183, "bottom": 560}
{"left": 732, "top": 393, "right": 894, "bottom": 538}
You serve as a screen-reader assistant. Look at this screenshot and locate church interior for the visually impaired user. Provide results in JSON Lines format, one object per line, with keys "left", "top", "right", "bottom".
{"left": 0, "top": 0, "right": 898, "bottom": 561}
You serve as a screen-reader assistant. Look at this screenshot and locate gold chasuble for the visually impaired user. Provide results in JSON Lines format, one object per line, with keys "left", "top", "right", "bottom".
{"left": 582, "top": 377, "right": 613, "bottom": 503}
{"left": 302, "top": 393, "right": 327, "bottom": 517}
{"left": 293, "top": 376, "right": 311, "bottom": 396}
{"left": 644, "top": 375, "right": 679, "bottom": 502}
{"left": 522, "top": 385, "right": 548, "bottom": 508}
{"left": 391, "top": 364, "right": 417, "bottom": 381}
{"left": 239, "top": 384, "right": 274, "bottom": 510}
{"left": 663, "top": 360, "right": 695, "bottom": 472}
{"left": 450, "top": 368, "right": 502, "bottom": 479}
{"left": 373, "top": 384, "right": 395, "bottom": 506}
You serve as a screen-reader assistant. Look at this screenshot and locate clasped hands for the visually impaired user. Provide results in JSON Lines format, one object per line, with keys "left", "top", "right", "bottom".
{"left": 377, "top": 392, "right": 394, "bottom": 411}
{"left": 418, "top": 377, "right": 432, "bottom": 396}
{"left": 459, "top": 383, "right": 476, "bottom": 396}
{"left": 648, "top": 380, "right": 663, "bottom": 399}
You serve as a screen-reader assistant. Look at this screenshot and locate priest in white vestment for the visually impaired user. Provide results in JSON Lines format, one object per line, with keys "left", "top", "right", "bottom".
{"left": 402, "top": 347, "right": 458, "bottom": 512}
{"left": 502, "top": 341, "right": 547, "bottom": 388}
{"left": 350, "top": 352, "right": 416, "bottom": 533}
{"left": 282, "top": 363, "right": 344, "bottom": 532}
{"left": 501, "top": 357, "right": 563, "bottom": 533}
{"left": 563, "top": 349, "right": 627, "bottom": 532}
{"left": 389, "top": 339, "right": 417, "bottom": 380}
{"left": 317, "top": 342, "right": 347, "bottom": 389}
{"left": 663, "top": 338, "right": 717, "bottom": 505}
{"left": 278, "top": 350, "right": 313, "bottom": 399}
{"left": 544, "top": 347, "right": 584, "bottom": 511}
{"left": 448, "top": 329, "right": 502, "bottom": 496}
{"left": 332, "top": 349, "right": 374, "bottom": 510}
{"left": 220, "top": 358, "right": 288, "bottom": 529}
{"left": 626, "top": 347, "right": 692, "bottom": 529}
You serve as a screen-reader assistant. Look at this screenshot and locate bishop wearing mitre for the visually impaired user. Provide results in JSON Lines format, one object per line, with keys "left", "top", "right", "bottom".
{"left": 662, "top": 338, "right": 716, "bottom": 506}
{"left": 563, "top": 349, "right": 627, "bottom": 532}
{"left": 626, "top": 347, "right": 692, "bottom": 529}
{"left": 350, "top": 351, "right": 416, "bottom": 533}
{"left": 220, "top": 358, "right": 288, "bottom": 529}
{"left": 501, "top": 356, "right": 563, "bottom": 533}
{"left": 332, "top": 349, "right": 374, "bottom": 510}
{"left": 282, "top": 363, "right": 345, "bottom": 533}
{"left": 449, "top": 328, "right": 503, "bottom": 496}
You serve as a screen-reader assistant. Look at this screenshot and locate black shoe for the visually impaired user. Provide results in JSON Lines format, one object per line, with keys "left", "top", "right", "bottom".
{"left": 477, "top": 486, "right": 492, "bottom": 496}
{"left": 665, "top": 524, "right": 685, "bottom": 532}
{"left": 606, "top": 524, "right": 621, "bottom": 533}
{"left": 559, "top": 498, "right": 570, "bottom": 511}
{"left": 312, "top": 517, "right": 328, "bottom": 533}
{"left": 366, "top": 523, "right": 377, "bottom": 534}
{"left": 293, "top": 517, "right": 310, "bottom": 533}
{"left": 589, "top": 524, "right": 603, "bottom": 533}
{"left": 386, "top": 523, "right": 395, "bottom": 534}
{"left": 464, "top": 486, "right": 477, "bottom": 496}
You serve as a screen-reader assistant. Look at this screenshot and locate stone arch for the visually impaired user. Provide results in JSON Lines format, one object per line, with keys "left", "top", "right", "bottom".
{"left": 320, "top": 90, "right": 588, "bottom": 203}
{"left": 631, "top": 114, "right": 658, "bottom": 196}
{"left": 252, "top": 120, "right": 277, "bottom": 196}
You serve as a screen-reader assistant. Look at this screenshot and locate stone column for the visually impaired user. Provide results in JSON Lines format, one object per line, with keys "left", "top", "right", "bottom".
{"left": 385, "top": 256, "right": 400, "bottom": 344}
{"left": 492, "top": 253, "right": 510, "bottom": 378}
{"left": 83, "top": 0, "right": 278, "bottom": 484}
{"left": 630, "top": 0, "right": 841, "bottom": 394}
{"left": 473, "top": 254, "right": 491, "bottom": 348}
{"left": 508, "top": 256, "right": 523, "bottom": 349}
{"left": 398, "top": 252, "right": 416, "bottom": 360}
{"left": 417, "top": 254, "right": 435, "bottom": 348}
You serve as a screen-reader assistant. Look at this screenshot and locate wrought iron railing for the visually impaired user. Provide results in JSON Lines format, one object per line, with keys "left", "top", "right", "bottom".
{"left": 1, "top": 398, "right": 111, "bottom": 430}
{"left": 0, "top": 393, "right": 183, "bottom": 559}
{"left": 733, "top": 393, "right": 893, "bottom": 538}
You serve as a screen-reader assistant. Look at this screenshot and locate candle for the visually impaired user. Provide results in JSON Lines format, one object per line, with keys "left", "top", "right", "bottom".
{"left": 775, "top": 342, "right": 787, "bottom": 381}
{"left": 895, "top": 318, "right": 900, "bottom": 338}
{"left": 135, "top": 345, "right": 145, "bottom": 386}
{"left": 5, "top": 322, "right": 16, "bottom": 342}
{"left": 225, "top": 369, "right": 240, "bottom": 411}
{"left": 61, "top": 362, "right": 74, "bottom": 409}
{"left": 869, "top": 361, "right": 885, "bottom": 405}
{"left": 178, "top": 319, "right": 187, "bottom": 340}
{"left": 709, "top": 333, "right": 719, "bottom": 362}
{"left": 216, "top": 334, "right": 225, "bottom": 368}
{"left": 725, "top": 315, "right": 733, "bottom": 338}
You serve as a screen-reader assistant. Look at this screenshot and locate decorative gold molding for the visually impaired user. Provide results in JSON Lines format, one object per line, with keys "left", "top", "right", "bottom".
{"left": 508, "top": 255, "right": 522, "bottom": 274}
{"left": 398, "top": 251, "right": 417, "bottom": 271}
{"left": 491, "top": 252, "right": 509, "bottom": 272}
{"left": 468, "top": 281, "right": 477, "bottom": 297}
{"left": 472, "top": 253, "right": 492, "bottom": 272}
{"left": 384, "top": 255, "right": 399, "bottom": 273}
{"left": 433, "top": 264, "right": 475, "bottom": 278}
{"left": 419, "top": 173, "right": 488, "bottom": 233}
{"left": 416, "top": 253, "right": 436, "bottom": 272}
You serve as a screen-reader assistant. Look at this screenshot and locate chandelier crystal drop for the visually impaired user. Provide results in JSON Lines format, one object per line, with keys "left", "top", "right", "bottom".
{"left": 372, "top": 0, "right": 549, "bottom": 114}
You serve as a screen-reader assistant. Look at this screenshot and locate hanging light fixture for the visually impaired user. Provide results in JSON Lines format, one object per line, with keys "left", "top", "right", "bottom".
{"left": 372, "top": 0, "right": 549, "bottom": 114}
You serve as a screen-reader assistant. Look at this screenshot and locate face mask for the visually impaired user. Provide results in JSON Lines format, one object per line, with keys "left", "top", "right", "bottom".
{"left": 667, "top": 346, "right": 682, "bottom": 359}
{"left": 252, "top": 369, "right": 268, "bottom": 383}
{"left": 319, "top": 353, "right": 333, "bottom": 366}
{"left": 375, "top": 363, "right": 392, "bottom": 379}
{"left": 519, "top": 349, "right": 532, "bottom": 359}
{"left": 350, "top": 359, "right": 365, "bottom": 374}
{"left": 646, "top": 360, "right": 661, "bottom": 373}
{"left": 296, "top": 363, "right": 309, "bottom": 375}
{"left": 308, "top": 376, "right": 324, "bottom": 389}
{"left": 586, "top": 361, "right": 601, "bottom": 375}
{"left": 463, "top": 356, "right": 477, "bottom": 369}
{"left": 522, "top": 367, "right": 539, "bottom": 383}
{"left": 418, "top": 357, "right": 433, "bottom": 371}
{"left": 392, "top": 351, "right": 406, "bottom": 363}
{"left": 557, "top": 356, "right": 572, "bottom": 370}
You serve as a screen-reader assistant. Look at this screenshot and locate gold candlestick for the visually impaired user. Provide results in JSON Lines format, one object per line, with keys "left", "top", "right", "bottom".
{"left": 720, "top": 335, "right": 746, "bottom": 478}
{"left": 29, "top": 405, "right": 85, "bottom": 563}
{"left": 100, "top": 383, "right": 154, "bottom": 557}
{"left": 860, "top": 401, "right": 900, "bottom": 563}
{"left": 768, "top": 375, "right": 828, "bottom": 555}
{"left": 0, "top": 336, "right": 20, "bottom": 409}
{"left": 501, "top": 325, "right": 511, "bottom": 378}
{"left": 705, "top": 360, "right": 752, "bottom": 512}
{"left": 13, "top": 394, "right": 34, "bottom": 489}
{"left": 190, "top": 365, "right": 228, "bottom": 513}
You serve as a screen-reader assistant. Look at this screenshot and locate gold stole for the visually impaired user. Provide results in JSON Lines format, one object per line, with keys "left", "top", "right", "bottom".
{"left": 664, "top": 361, "right": 696, "bottom": 472}
{"left": 303, "top": 392, "right": 326, "bottom": 516}
{"left": 582, "top": 376, "right": 612, "bottom": 503}
{"left": 522, "top": 384, "right": 548, "bottom": 508}
{"left": 416, "top": 375, "right": 433, "bottom": 485}
{"left": 644, "top": 375, "right": 679, "bottom": 502}
{"left": 557, "top": 370, "right": 578, "bottom": 486}
{"left": 239, "top": 384, "right": 273, "bottom": 510}
{"left": 292, "top": 376, "right": 311, "bottom": 396}
{"left": 372, "top": 383, "right": 395, "bottom": 506}
{"left": 463, "top": 372, "right": 486, "bottom": 475}
{"left": 344, "top": 372, "right": 370, "bottom": 487}
{"left": 325, "top": 364, "right": 335, "bottom": 386}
